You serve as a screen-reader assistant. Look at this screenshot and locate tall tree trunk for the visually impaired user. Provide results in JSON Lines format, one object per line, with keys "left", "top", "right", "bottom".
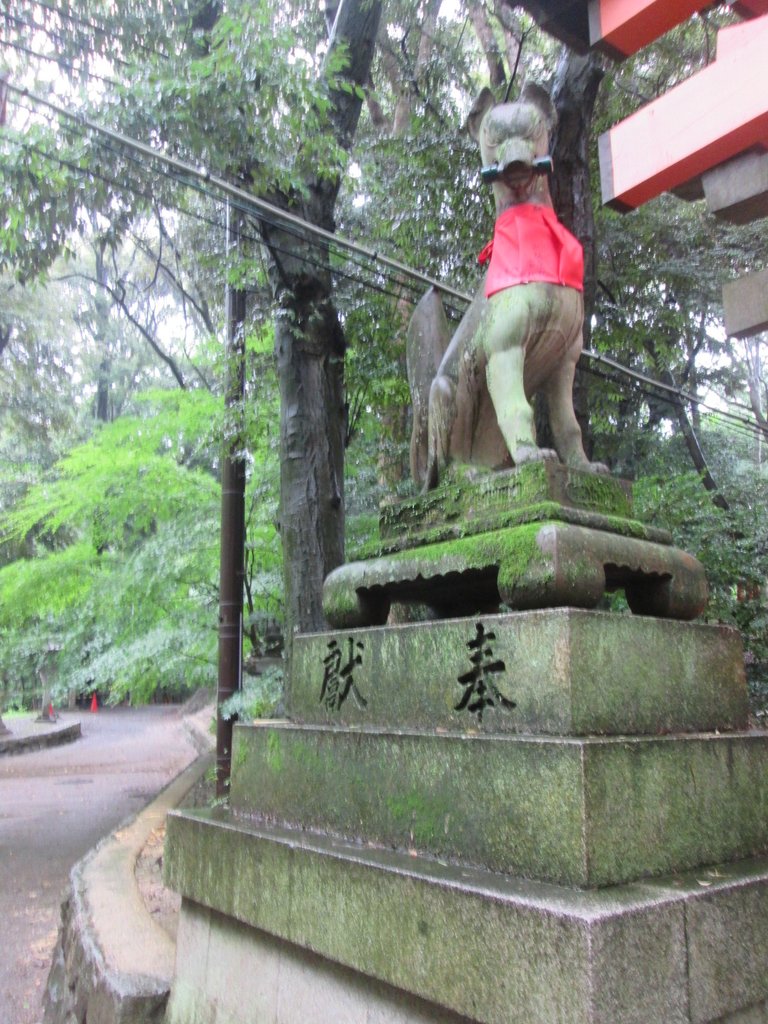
{"left": 267, "top": 223, "right": 347, "bottom": 643}
{"left": 660, "top": 368, "right": 729, "bottom": 510}
{"left": 542, "top": 49, "right": 604, "bottom": 456}
{"left": 261, "top": 0, "right": 382, "bottom": 652}
{"left": 94, "top": 240, "right": 112, "bottom": 423}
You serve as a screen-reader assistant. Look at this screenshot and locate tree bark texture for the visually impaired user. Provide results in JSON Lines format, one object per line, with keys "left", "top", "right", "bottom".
{"left": 262, "top": 0, "right": 382, "bottom": 644}
{"left": 551, "top": 50, "right": 603, "bottom": 341}
{"left": 658, "top": 366, "right": 729, "bottom": 510}
{"left": 536, "top": 49, "right": 604, "bottom": 455}
{"left": 93, "top": 242, "right": 112, "bottom": 423}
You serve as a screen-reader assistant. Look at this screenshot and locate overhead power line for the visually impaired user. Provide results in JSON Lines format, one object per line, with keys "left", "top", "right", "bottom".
{"left": 20, "top": 0, "right": 168, "bottom": 62}
{"left": 4, "top": 81, "right": 474, "bottom": 307}
{"left": 584, "top": 350, "right": 768, "bottom": 438}
{"left": 0, "top": 124, "right": 433, "bottom": 312}
{"left": 0, "top": 37, "right": 117, "bottom": 87}
{"left": 3, "top": 81, "right": 767, "bottom": 443}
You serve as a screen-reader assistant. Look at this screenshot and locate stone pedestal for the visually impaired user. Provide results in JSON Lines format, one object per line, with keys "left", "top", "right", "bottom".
{"left": 164, "top": 469, "right": 768, "bottom": 1023}
{"left": 323, "top": 465, "right": 708, "bottom": 626}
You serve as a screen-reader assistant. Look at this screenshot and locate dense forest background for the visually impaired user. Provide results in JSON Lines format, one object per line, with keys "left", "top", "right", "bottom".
{"left": 1, "top": 0, "right": 767, "bottom": 717}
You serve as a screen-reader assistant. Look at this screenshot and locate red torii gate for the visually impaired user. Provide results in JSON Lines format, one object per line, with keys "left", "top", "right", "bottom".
{"left": 521, "top": 0, "right": 768, "bottom": 55}
{"left": 522, "top": 0, "right": 768, "bottom": 339}
{"left": 520, "top": 0, "right": 768, "bottom": 211}
{"left": 598, "top": 13, "right": 768, "bottom": 211}
{"left": 589, "top": 0, "right": 768, "bottom": 58}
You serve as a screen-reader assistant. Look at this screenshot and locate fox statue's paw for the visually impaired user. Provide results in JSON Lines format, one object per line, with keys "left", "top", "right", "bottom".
{"left": 511, "top": 445, "right": 558, "bottom": 467}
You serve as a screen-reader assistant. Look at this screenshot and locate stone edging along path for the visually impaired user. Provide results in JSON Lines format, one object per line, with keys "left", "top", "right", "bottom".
{"left": 41, "top": 704, "right": 217, "bottom": 1024}
{"left": 42, "top": 730, "right": 214, "bottom": 1024}
{"left": 0, "top": 718, "right": 81, "bottom": 756}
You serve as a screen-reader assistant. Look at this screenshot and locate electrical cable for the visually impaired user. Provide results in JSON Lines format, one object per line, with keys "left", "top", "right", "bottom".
{"left": 3, "top": 82, "right": 767, "bottom": 444}
{"left": 582, "top": 349, "right": 768, "bottom": 437}
{"left": 580, "top": 361, "right": 768, "bottom": 444}
{"left": 21, "top": 0, "right": 169, "bottom": 62}
{"left": 0, "top": 132, "right": 427, "bottom": 311}
{"left": 4, "top": 81, "right": 476, "bottom": 307}
{"left": 0, "top": 37, "right": 118, "bottom": 88}
{"left": 5, "top": 86, "right": 470, "bottom": 316}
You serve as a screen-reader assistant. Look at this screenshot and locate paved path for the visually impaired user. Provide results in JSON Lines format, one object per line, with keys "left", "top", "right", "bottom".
{"left": 0, "top": 706, "right": 200, "bottom": 1024}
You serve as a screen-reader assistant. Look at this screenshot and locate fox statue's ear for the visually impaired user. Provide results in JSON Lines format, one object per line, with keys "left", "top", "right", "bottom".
{"left": 519, "top": 81, "right": 557, "bottom": 133}
{"left": 466, "top": 87, "right": 496, "bottom": 142}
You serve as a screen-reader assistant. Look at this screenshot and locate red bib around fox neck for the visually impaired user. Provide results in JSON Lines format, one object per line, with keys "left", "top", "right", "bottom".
{"left": 478, "top": 203, "right": 584, "bottom": 297}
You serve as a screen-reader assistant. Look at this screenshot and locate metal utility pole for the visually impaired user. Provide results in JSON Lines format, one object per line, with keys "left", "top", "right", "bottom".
{"left": 216, "top": 202, "right": 247, "bottom": 797}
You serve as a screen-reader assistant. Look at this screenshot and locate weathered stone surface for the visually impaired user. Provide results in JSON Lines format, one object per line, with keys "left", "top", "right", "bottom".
{"left": 703, "top": 150, "right": 768, "bottom": 225}
{"left": 291, "top": 609, "right": 747, "bottom": 736}
{"left": 165, "top": 810, "right": 768, "bottom": 1024}
{"left": 0, "top": 721, "right": 81, "bottom": 756}
{"left": 723, "top": 267, "right": 768, "bottom": 340}
{"left": 166, "top": 901, "right": 472, "bottom": 1024}
{"left": 373, "top": 463, "right": 642, "bottom": 555}
{"left": 680, "top": 857, "right": 768, "bottom": 1022}
{"left": 42, "top": 756, "right": 210, "bottom": 1024}
{"left": 43, "top": 877, "right": 170, "bottom": 1024}
{"left": 324, "top": 521, "right": 708, "bottom": 628}
{"left": 229, "top": 723, "right": 768, "bottom": 888}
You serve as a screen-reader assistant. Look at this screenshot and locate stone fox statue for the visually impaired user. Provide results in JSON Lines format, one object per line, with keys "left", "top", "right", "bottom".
{"left": 407, "top": 83, "right": 604, "bottom": 489}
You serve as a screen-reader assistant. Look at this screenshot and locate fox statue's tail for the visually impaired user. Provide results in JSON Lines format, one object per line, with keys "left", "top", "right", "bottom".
{"left": 406, "top": 287, "right": 451, "bottom": 487}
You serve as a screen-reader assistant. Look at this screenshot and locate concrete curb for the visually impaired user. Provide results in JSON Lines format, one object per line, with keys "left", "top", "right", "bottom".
{"left": 42, "top": 749, "right": 214, "bottom": 1024}
{"left": 0, "top": 720, "right": 81, "bottom": 756}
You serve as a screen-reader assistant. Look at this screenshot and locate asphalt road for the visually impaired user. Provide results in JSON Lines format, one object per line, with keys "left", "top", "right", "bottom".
{"left": 0, "top": 705, "right": 200, "bottom": 1024}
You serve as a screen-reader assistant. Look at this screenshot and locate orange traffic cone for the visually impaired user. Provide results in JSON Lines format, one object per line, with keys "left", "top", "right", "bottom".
{"left": 90, "top": 693, "right": 98, "bottom": 713}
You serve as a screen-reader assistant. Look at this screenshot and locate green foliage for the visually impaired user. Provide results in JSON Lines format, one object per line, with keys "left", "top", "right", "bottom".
{"left": 219, "top": 665, "right": 283, "bottom": 722}
{"left": 0, "top": 382, "right": 282, "bottom": 708}
{"left": 634, "top": 427, "right": 768, "bottom": 715}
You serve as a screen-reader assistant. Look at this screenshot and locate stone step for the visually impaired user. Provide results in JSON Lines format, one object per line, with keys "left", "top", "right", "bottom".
{"left": 291, "top": 609, "right": 747, "bottom": 736}
{"left": 165, "top": 808, "right": 768, "bottom": 1024}
{"left": 229, "top": 722, "right": 768, "bottom": 889}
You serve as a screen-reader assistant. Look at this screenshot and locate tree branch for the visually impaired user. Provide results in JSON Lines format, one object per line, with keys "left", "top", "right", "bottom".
{"left": 54, "top": 271, "right": 187, "bottom": 389}
{"left": 470, "top": 2, "right": 506, "bottom": 89}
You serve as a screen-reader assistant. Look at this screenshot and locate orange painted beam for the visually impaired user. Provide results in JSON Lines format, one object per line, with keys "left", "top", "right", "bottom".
{"left": 588, "top": 0, "right": 709, "bottom": 58}
{"left": 599, "top": 15, "right": 768, "bottom": 211}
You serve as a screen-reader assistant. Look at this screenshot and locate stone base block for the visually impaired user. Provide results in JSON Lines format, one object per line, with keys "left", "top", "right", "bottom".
{"left": 291, "top": 609, "right": 747, "bottom": 736}
{"left": 164, "top": 810, "right": 768, "bottom": 1024}
{"left": 375, "top": 463, "right": 639, "bottom": 553}
{"left": 166, "top": 902, "right": 471, "bottom": 1024}
{"left": 323, "top": 521, "right": 708, "bottom": 628}
{"left": 723, "top": 267, "right": 768, "bottom": 340}
{"left": 229, "top": 723, "right": 768, "bottom": 888}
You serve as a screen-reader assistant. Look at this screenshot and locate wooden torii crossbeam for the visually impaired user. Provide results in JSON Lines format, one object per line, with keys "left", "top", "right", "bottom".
{"left": 589, "top": 0, "right": 768, "bottom": 57}
{"left": 598, "top": 16, "right": 768, "bottom": 211}
{"left": 519, "top": 0, "right": 768, "bottom": 55}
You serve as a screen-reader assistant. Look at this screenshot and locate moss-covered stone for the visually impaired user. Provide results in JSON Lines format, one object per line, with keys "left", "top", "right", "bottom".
{"left": 356, "top": 464, "right": 659, "bottom": 562}
{"left": 291, "top": 610, "right": 747, "bottom": 737}
{"left": 323, "top": 521, "right": 708, "bottom": 628}
{"left": 379, "top": 463, "right": 633, "bottom": 546}
{"left": 228, "top": 723, "right": 768, "bottom": 889}
{"left": 164, "top": 810, "right": 768, "bottom": 1024}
